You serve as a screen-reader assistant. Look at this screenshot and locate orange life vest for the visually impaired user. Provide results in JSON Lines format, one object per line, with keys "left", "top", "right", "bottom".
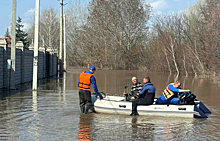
{"left": 163, "top": 83, "right": 175, "bottom": 100}
{"left": 78, "top": 72, "right": 93, "bottom": 91}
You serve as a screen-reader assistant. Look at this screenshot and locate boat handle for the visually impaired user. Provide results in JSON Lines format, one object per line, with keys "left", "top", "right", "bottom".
{"left": 178, "top": 108, "right": 186, "bottom": 110}
{"left": 119, "top": 105, "right": 126, "bottom": 108}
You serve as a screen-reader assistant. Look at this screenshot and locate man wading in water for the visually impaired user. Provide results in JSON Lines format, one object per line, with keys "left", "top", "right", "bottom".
{"left": 77, "top": 66, "right": 103, "bottom": 114}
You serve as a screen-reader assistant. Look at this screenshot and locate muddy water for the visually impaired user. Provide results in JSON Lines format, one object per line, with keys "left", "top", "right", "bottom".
{"left": 0, "top": 68, "right": 220, "bottom": 140}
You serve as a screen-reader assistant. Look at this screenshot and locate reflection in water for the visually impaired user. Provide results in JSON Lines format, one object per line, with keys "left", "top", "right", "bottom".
{"left": 0, "top": 69, "right": 220, "bottom": 140}
{"left": 77, "top": 114, "right": 92, "bottom": 141}
{"left": 131, "top": 117, "right": 155, "bottom": 140}
{"left": 32, "top": 91, "right": 39, "bottom": 141}
{"left": 58, "top": 76, "right": 62, "bottom": 102}
{"left": 57, "top": 72, "right": 67, "bottom": 103}
{"left": 131, "top": 117, "right": 138, "bottom": 139}
{"left": 32, "top": 91, "right": 37, "bottom": 112}
{"left": 63, "top": 72, "right": 67, "bottom": 104}
{"left": 63, "top": 72, "right": 66, "bottom": 93}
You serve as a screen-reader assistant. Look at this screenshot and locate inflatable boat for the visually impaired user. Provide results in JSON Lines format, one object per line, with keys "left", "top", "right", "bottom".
{"left": 91, "top": 94, "right": 211, "bottom": 118}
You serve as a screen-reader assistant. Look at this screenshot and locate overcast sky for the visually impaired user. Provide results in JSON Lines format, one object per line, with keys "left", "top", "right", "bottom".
{"left": 0, "top": 0, "right": 198, "bottom": 37}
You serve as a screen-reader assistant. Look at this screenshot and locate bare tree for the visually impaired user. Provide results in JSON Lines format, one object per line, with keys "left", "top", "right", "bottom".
{"left": 65, "top": 0, "right": 88, "bottom": 66}
{"left": 69, "top": 0, "right": 151, "bottom": 69}
{"left": 27, "top": 7, "right": 59, "bottom": 50}
{"left": 40, "top": 8, "right": 59, "bottom": 49}
{"left": 23, "top": 0, "right": 220, "bottom": 82}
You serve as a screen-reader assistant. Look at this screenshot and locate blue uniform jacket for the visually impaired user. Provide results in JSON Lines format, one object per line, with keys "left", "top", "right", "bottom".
{"left": 138, "top": 82, "right": 155, "bottom": 98}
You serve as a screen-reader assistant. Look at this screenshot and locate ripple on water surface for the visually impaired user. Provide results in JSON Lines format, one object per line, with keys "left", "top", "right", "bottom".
{"left": 0, "top": 70, "right": 220, "bottom": 140}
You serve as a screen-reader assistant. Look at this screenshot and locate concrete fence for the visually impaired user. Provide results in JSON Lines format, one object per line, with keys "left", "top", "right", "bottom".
{"left": 0, "top": 38, "right": 58, "bottom": 89}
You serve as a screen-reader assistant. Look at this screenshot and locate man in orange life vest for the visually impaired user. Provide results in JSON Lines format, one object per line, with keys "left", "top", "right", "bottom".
{"left": 77, "top": 66, "right": 103, "bottom": 114}
{"left": 156, "top": 80, "right": 190, "bottom": 105}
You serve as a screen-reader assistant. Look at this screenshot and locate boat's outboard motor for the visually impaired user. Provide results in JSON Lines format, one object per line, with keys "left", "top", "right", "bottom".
{"left": 180, "top": 92, "right": 196, "bottom": 105}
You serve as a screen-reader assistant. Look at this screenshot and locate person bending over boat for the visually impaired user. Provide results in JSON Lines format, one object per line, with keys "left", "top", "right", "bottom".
{"left": 130, "top": 76, "right": 156, "bottom": 116}
{"left": 155, "top": 81, "right": 190, "bottom": 105}
{"left": 78, "top": 66, "right": 103, "bottom": 114}
{"left": 123, "top": 77, "right": 143, "bottom": 101}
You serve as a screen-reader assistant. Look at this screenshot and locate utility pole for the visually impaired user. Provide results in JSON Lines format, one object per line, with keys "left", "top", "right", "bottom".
{"left": 59, "top": 0, "right": 64, "bottom": 74}
{"left": 32, "top": 0, "right": 40, "bottom": 90}
{"left": 10, "top": 0, "right": 17, "bottom": 90}
{"left": 63, "top": 14, "right": 67, "bottom": 71}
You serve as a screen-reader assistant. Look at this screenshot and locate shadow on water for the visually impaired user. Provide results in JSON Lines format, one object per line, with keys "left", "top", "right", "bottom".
{"left": 0, "top": 75, "right": 59, "bottom": 100}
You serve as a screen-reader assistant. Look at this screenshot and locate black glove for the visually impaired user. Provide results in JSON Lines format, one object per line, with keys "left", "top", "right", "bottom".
{"left": 96, "top": 93, "right": 103, "bottom": 99}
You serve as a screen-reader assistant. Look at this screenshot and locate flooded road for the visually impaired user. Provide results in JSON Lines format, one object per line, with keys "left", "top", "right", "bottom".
{"left": 0, "top": 68, "right": 220, "bottom": 140}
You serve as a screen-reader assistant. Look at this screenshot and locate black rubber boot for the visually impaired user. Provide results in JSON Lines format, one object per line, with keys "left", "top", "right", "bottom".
{"left": 84, "top": 103, "right": 92, "bottom": 114}
{"left": 90, "top": 106, "right": 96, "bottom": 113}
{"left": 133, "top": 112, "right": 139, "bottom": 116}
{"left": 129, "top": 110, "right": 135, "bottom": 116}
{"left": 80, "top": 104, "right": 85, "bottom": 113}
{"left": 129, "top": 111, "right": 139, "bottom": 116}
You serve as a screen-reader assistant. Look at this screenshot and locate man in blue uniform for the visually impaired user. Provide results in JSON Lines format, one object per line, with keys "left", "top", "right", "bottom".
{"left": 77, "top": 66, "right": 102, "bottom": 114}
{"left": 130, "top": 76, "right": 156, "bottom": 116}
{"left": 156, "top": 81, "right": 190, "bottom": 105}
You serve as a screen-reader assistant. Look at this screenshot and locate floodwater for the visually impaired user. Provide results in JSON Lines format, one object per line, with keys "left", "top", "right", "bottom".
{"left": 0, "top": 68, "right": 220, "bottom": 141}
